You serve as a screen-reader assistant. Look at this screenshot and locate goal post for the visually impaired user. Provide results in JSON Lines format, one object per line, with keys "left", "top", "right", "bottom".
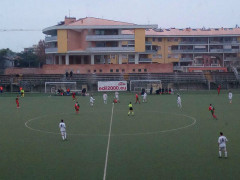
{"left": 45, "top": 82, "right": 77, "bottom": 93}
{"left": 130, "top": 80, "right": 161, "bottom": 93}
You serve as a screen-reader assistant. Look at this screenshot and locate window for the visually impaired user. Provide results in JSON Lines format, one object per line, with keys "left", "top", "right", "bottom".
{"left": 144, "top": 69, "right": 147, "bottom": 72}
{"left": 122, "top": 69, "right": 125, "bottom": 72}
{"left": 99, "top": 69, "right": 102, "bottom": 72}
{"left": 111, "top": 55, "right": 115, "bottom": 59}
{"left": 110, "top": 69, "right": 113, "bottom": 72}
{"left": 158, "top": 38, "right": 162, "bottom": 42}
{"left": 153, "top": 38, "right": 156, "bottom": 42}
{"left": 132, "top": 69, "right": 135, "bottom": 72}
{"left": 116, "top": 69, "right": 119, "bottom": 72}
{"left": 138, "top": 69, "right": 141, "bottom": 72}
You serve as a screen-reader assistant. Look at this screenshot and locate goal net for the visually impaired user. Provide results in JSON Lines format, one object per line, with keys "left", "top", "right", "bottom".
{"left": 45, "top": 82, "right": 77, "bottom": 93}
{"left": 130, "top": 80, "right": 161, "bottom": 93}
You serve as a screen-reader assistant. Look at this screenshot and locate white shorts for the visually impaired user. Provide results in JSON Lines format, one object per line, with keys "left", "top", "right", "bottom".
{"left": 61, "top": 131, "right": 66, "bottom": 136}
{"left": 219, "top": 146, "right": 227, "bottom": 151}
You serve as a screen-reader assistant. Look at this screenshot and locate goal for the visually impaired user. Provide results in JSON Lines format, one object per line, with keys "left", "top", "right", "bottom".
{"left": 45, "top": 82, "right": 77, "bottom": 93}
{"left": 130, "top": 80, "right": 161, "bottom": 93}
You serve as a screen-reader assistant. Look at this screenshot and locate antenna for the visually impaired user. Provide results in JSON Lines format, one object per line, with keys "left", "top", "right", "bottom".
{"left": 69, "top": 9, "right": 70, "bottom": 17}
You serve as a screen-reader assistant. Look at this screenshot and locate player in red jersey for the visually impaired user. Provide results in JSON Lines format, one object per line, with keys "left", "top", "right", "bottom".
{"left": 135, "top": 93, "right": 140, "bottom": 104}
{"left": 75, "top": 102, "right": 80, "bottom": 114}
{"left": 217, "top": 85, "right": 221, "bottom": 96}
{"left": 209, "top": 104, "right": 217, "bottom": 119}
{"left": 72, "top": 92, "right": 76, "bottom": 101}
{"left": 16, "top": 96, "right": 20, "bottom": 108}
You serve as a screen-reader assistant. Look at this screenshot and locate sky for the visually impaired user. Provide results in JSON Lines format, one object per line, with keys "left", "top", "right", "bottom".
{"left": 0, "top": 0, "right": 240, "bottom": 52}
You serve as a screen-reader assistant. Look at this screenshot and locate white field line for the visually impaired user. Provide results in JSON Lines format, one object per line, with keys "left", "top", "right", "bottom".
{"left": 103, "top": 103, "right": 115, "bottom": 180}
{"left": 24, "top": 111, "right": 197, "bottom": 137}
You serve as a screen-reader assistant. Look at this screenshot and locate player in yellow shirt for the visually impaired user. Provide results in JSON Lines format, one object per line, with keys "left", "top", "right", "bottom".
{"left": 128, "top": 102, "right": 134, "bottom": 116}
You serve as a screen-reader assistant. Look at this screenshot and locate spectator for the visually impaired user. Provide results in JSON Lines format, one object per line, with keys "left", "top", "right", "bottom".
{"left": 82, "top": 88, "right": 86, "bottom": 96}
{"left": 65, "top": 71, "right": 69, "bottom": 78}
{"left": 70, "top": 71, "right": 73, "bottom": 77}
{"left": 150, "top": 85, "right": 153, "bottom": 95}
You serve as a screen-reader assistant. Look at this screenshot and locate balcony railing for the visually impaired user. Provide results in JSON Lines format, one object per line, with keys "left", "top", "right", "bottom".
{"left": 179, "top": 41, "right": 208, "bottom": 44}
{"left": 172, "top": 49, "right": 208, "bottom": 53}
{"left": 210, "top": 49, "right": 240, "bottom": 53}
{"left": 129, "top": 58, "right": 135, "bottom": 63}
{"left": 145, "top": 41, "right": 152, "bottom": 45}
{"left": 224, "top": 57, "right": 240, "bottom": 61}
{"left": 45, "top": 36, "right": 57, "bottom": 42}
{"left": 210, "top": 41, "right": 240, "bottom": 44}
{"left": 87, "top": 47, "right": 135, "bottom": 52}
{"left": 139, "top": 58, "right": 152, "bottom": 62}
{"left": 86, "top": 35, "right": 134, "bottom": 41}
{"left": 180, "top": 58, "right": 193, "bottom": 62}
{"left": 45, "top": 48, "right": 58, "bottom": 53}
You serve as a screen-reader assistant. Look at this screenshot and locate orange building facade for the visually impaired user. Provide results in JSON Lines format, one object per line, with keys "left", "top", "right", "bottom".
{"left": 41, "top": 17, "right": 240, "bottom": 74}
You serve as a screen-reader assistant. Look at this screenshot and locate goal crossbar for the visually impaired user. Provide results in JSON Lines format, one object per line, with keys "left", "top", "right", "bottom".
{"left": 45, "top": 82, "right": 77, "bottom": 93}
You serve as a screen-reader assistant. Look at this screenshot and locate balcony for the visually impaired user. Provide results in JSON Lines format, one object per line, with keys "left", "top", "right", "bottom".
{"left": 87, "top": 47, "right": 135, "bottom": 53}
{"left": 180, "top": 58, "right": 193, "bottom": 62}
{"left": 210, "top": 49, "right": 240, "bottom": 53}
{"left": 210, "top": 41, "right": 240, "bottom": 44}
{"left": 45, "top": 36, "right": 57, "bottom": 42}
{"left": 139, "top": 58, "right": 152, "bottom": 62}
{"left": 86, "top": 35, "right": 134, "bottom": 41}
{"left": 172, "top": 49, "right": 208, "bottom": 53}
{"left": 145, "top": 50, "right": 158, "bottom": 54}
{"left": 224, "top": 57, "right": 240, "bottom": 61}
{"left": 145, "top": 41, "right": 152, "bottom": 45}
{"left": 179, "top": 41, "right": 207, "bottom": 45}
{"left": 45, "top": 48, "right": 58, "bottom": 53}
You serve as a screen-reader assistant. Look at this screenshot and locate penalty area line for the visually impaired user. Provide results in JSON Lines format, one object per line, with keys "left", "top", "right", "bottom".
{"left": 103, "top": 103, "right": 114, "bottom": 180}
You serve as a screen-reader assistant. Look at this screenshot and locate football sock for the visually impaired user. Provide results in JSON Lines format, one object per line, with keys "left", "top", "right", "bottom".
{"left": 62, "top": 135, "right": 65, "bottom": 140}
{"left": 219, "top": 151, "right": 222, "bottom": 157}
{"left": 225, "top": 152, "right": 227, "bottom": 157}
{"left": 128, "top": 112, "right": 130, "bottom": 115}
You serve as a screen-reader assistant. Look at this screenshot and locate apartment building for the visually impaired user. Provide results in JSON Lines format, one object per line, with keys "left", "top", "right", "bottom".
{"left": 43, "top": 17, "right": 240, "bottom": 73}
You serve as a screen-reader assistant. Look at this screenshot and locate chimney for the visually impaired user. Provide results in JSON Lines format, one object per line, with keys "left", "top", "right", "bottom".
{"left": 64, "top": 16, "right": 76, "bottom": 25}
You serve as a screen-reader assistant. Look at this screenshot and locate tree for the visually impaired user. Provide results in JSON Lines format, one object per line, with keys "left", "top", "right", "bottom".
{"left": 35, "top": 40, "right": 46, "bottom": 66}
{"left": 17, "top": 51, "right": 40, "bottom": 68}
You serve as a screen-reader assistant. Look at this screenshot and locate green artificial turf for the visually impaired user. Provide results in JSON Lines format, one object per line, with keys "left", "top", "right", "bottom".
{"left": 0, "top": 91, "right": 240, "bottom": 180}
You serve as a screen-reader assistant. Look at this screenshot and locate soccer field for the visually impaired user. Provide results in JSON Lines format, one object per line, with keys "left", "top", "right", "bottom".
{"left": 1, "top": 91, "right": 240, "bottom": 180}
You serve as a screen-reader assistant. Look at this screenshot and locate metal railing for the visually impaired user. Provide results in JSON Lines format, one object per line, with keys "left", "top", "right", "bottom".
{"left": 179, "top": 41, "right": 208, "bottom": 44}
{"left": 179, "top": 58, "right": 193, "bottom": 62}
{"left": 87, "top": 47, "right": 135, "bottom": 52}
{"left": 139, "top": 58, "right": 152, "bottom": 62}
{"left": 86, "top": 35, "right": 134, "bottom": 41}
{"left": 45, "top": 36, "right": 57, "bottom": 42}
{"left": 45, "top": 48, "right": 58, "bottom": 53}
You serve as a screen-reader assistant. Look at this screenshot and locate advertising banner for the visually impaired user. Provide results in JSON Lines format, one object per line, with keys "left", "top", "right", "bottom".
{"left": 98, "top": 81, "right": 127, "bottom": 91}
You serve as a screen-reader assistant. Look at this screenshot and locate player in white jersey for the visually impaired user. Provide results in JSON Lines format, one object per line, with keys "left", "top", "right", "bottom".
{"left": 115, "top": 91, "right": 120, "bottom": 103}
{"left": 143, "top": 92, "right": 147, "bottom": 103}
{"left": 59, "top": 119, "right": 66, "bottom": 140}
{"left": 90, "top": 94, "right": 95, "bottom": 106}
{"left": 103, "top": 93, "right": 108, "bottom": 104}
{"left": 177, "top": 94, "right": 182, "bottom": 108}
{"left": 228, "top": 91, "right": 233, "bottom": 104}
{"left": 218, "top": 132, "right": 228, "bottom": 158}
